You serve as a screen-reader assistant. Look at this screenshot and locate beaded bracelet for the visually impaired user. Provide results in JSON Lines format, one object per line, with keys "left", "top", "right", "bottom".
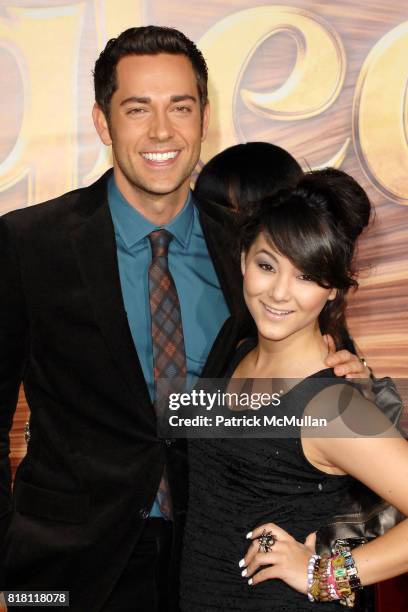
{"left": 326, "top": 556, "right": 340, "bottom": 600}
{"left": 308, "top": 555, "right": 341, "bottom": 603}
{"left": 307, "top": 542, "right": 362, "bottom": 607}
{"left": 332, "top": 539, "right": 363, "bottom": 607}
{"left": 333, "top": 539, "right": 363, "bottom": 593}
{"left": 307, "top": 554, "right": 320, "bottom": 602}
{"left": 332, "top": 553, "right": 354, "bottom": 606}
{"left": 319, "top": 556, "right": 341, "bottom": 602}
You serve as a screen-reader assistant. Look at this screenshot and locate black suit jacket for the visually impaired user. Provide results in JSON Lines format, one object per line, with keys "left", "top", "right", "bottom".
{"left": 0, "top": 170, "right": 247, "bottom": 610}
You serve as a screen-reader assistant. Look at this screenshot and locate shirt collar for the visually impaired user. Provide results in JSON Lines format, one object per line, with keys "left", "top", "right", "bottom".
{"left": 108, "top": 175, "right": 194, "bottom": 250}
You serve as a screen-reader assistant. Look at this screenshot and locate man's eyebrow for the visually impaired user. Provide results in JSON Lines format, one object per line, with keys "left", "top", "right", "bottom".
{"left": 119, "top": 94, "right": 198, "bottom": 107}
{"left": 170, "top": 95, "right": 197, "bottom": 103}
{"left": 120, "top": 96, "right": 151, "bottom": 106}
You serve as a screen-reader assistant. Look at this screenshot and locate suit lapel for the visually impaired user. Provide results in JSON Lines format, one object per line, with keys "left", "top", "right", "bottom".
{"left": 70, "top": 174, "right": 152, "bottom": 411}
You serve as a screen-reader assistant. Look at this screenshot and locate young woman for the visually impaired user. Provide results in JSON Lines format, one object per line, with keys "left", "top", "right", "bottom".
{"left": 180, "top": 169, "right": 408, "bottom": 611}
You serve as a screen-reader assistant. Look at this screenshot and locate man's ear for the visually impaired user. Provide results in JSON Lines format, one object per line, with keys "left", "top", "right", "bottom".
{"left": 201, "top": 101, "right": 210, "bottom": 141}
{"left": 92, "top": 103, "right": 112, "bottom": 146}
{"left": 241, "top": 251, "right": 246, "bottom": 276}
{"left": 328, "top": 288, "right": 337, "bottom": 301}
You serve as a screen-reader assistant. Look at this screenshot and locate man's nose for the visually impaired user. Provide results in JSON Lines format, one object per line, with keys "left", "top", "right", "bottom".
{"left": 148, "top": 109, "right": 174, "bottom": 141}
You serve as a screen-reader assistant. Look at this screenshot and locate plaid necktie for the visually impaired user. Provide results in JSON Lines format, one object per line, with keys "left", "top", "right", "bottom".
{"left": 148, "top": 229, "right": 187, "bottom": 519}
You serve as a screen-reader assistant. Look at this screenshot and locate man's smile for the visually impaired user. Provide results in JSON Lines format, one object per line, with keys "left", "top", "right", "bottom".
{"left": 141, "top": 150, "right": 180, "bottom": 163}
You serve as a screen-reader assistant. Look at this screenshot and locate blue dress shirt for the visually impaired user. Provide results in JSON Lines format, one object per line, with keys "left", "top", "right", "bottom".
{"left": 108, "top": 176, "right": 230, "bottom": 517}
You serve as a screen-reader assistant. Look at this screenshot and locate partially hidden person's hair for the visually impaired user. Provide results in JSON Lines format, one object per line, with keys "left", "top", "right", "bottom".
{"left": 240, "top": 168, "right": 372, "bottom": 347}
{"left": 195, "top": 142, "right": 303, "bottom": 211}
{"left": 93, "top": 26, "right": 208, "bottom": 119}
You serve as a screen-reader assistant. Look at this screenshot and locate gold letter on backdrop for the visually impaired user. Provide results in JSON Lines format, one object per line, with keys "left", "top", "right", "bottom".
{"left": 0, "top": 4, "right": 85, "bottom": 205}
{"left": 198, "top": 6, "right": 347, "bottom": 164}
{"left": 353, "top": 21, "right": 408, "bottom": 204}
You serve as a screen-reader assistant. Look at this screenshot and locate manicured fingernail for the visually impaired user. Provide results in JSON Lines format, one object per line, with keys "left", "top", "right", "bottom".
{"left": 248, "top": 578, "right": 253, "bottom": 585}
{"left": 241, "top": 569, "right": 247, "bottom": 577}
{"left": 239, "top": 558, "right": 246, "bottom": 568}
{"left": 246, "top": 531, "right": 253, "bottom": 539}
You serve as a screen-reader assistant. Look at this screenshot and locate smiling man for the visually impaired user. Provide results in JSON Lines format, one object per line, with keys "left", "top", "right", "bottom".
{"left": 93, "top": 51, "right": 209, "bottom": 223}
{"left": 0, "top": 26, "right": 368, "bottom": 612}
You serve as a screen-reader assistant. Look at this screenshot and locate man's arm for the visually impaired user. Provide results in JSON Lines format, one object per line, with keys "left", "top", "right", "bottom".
{"left": 0, "top": 216, "right": 28, "bottom": 585}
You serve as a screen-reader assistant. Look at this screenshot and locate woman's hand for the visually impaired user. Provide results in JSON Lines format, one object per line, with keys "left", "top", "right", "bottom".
{"left": 240, "top": 523, "right": 316, "bottom": 594}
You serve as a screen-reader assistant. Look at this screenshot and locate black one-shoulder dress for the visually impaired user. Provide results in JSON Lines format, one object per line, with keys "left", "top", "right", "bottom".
{"left": 180, "top": 338, "right": 354, "bottom": 611}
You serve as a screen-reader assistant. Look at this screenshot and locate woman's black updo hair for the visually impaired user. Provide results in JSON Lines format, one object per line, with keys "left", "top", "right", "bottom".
{"left": 240, "top": 168, "right": 372, "bottom": 346}
{"left": 194, "top": 142, "right": 303, "bottom": 211}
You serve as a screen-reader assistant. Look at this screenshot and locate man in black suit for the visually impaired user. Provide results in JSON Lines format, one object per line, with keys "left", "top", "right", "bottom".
{"left": 0, "top": 26, "right": 367, "bottom": 612}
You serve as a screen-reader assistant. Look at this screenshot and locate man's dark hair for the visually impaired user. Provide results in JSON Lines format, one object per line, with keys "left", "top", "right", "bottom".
{"left": 93, "top": 25, "right": 208, "bottom": 119}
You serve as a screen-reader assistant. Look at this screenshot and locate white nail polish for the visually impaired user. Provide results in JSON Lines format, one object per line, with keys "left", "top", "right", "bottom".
{"left": 246, "top": 531, "right": 253, "bottom": 539}
{"left": 248, "top": 578, "right": 253, "bottom": 585}
{"left": 239, "top": 558, "right": 246, "bottom": 568}
{"left": 241, "top": 569, "right": 247, "bottom": 577}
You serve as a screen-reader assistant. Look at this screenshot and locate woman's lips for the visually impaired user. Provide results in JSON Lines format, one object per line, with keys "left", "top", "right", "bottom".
{"left": 261, "top": 302, "right": 295, "bottom": 319}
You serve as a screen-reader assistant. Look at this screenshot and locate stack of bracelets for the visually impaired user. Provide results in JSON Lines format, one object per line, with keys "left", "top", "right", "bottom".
{"left": 307, "top": 539, "right": 363, "bottom": 607}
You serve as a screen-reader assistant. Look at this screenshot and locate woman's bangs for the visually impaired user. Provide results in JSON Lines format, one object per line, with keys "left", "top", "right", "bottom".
{"left": 262, "top": 204, "right": 334, "bottom": 287}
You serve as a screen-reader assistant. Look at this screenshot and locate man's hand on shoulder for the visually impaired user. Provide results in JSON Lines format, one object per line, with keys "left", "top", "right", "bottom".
{"left": 323, "top": 334, "right": 371, "bottom": 379}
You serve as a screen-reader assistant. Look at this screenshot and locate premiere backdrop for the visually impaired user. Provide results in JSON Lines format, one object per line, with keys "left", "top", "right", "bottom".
{"left": 0, "top": 1, "right": 407, "bottom": 488}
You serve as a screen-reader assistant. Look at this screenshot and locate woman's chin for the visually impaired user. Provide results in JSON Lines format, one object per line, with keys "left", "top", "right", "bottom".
{"left": 257, "top": 323, "right": 293, "bottom": 343}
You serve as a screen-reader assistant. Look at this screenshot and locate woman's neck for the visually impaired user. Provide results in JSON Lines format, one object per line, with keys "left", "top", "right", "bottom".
{"left": 246, "top": 324, "right": 330, "bottom": 379}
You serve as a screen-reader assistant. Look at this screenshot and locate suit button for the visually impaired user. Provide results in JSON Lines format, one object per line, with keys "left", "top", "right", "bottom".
{"left": 165, "top": 439, "right": 173, "bottom": 446}
{"left": 139, "top": 508, "right": 150, "bottom": 519}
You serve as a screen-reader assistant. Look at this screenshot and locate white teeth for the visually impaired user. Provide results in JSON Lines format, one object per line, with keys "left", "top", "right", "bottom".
{"left": 142, "top": 151, "right": 178, "bottom": 162}
{"left": 264, "top": 305, "right": 293, "bottom": 315}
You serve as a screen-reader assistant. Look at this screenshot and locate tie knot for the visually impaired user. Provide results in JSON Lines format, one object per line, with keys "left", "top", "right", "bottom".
{"left": 148, "top": 229, "right": 173, "bottom": 258}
